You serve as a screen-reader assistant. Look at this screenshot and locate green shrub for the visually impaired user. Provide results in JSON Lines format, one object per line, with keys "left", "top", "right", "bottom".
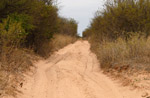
{"left": 0, "top": 15, "right": 28, "bottom": 48}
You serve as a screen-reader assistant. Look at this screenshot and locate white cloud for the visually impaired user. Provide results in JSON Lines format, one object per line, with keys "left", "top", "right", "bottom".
{"left": 57, "top": 0, "right": 105, "bottom": 36}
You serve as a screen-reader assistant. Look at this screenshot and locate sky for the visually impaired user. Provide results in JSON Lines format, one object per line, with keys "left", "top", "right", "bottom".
{"left": 57, "top": 0, "right": 105, "bottom": 36}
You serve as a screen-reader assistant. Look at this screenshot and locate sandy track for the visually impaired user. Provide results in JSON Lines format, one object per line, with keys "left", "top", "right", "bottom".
{"left": 12, "top": 41, "right": 144, "bottom": 98}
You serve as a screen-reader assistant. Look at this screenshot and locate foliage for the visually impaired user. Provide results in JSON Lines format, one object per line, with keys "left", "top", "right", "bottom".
{"left": 57, "top": 17, "right": 78, "bottom": 36}
{"left": 0, "top": 0, "right": 59, "bottom": 56}
{"left": 0, "top": 15, "right": 29, "bottom": 48}
{"left": 84, "top": 0, "right": 150, "bottom": 40}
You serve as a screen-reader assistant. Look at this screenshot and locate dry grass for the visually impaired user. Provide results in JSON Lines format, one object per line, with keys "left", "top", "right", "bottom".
{"left": 0, "top": 48, "right": 37, "bottom": 97}
{"left": 35, "top": 34, "right": 77, "bottom": 58}
{"left": 90, "top": 34, "right": 150, "bottom": 71}
{"left": 88, "top": 34, "right": 150, "bottom": 89}
{"left": 50, "top": 34, "right": 77, "bottom": 52}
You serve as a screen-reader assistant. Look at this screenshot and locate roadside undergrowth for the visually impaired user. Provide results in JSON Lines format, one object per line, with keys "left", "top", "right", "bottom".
{"left": 0, "top": 48, "right": 38, "bottom": 97}
{"left": 89, "top": 34, "right": 150, "bottom": 90}
{"left": 50, "top": 34, "right": 77, "bottom": 52}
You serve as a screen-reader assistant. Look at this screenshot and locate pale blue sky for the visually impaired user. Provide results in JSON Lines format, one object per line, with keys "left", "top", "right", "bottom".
{"left": 57, "top": 0, "right": 105, "bottom": 36}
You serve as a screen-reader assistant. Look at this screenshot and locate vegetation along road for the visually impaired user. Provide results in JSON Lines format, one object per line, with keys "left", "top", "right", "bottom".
{"left": 5, "top": 41, "right": 146, "bottom": 98}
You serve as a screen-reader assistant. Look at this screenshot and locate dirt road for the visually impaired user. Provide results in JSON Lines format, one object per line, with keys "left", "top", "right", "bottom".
{"left": 11, "top": 41, "right": 144, "bottom": 98}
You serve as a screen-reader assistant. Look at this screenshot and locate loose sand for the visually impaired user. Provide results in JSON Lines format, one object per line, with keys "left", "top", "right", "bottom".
{"left": 7, "top": 41, "right": 146, "bottom": 98}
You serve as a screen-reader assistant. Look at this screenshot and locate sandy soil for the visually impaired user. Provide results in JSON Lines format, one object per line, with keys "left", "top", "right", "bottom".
{"left": 6, "top": 41, "right": 149, "bottom": 98}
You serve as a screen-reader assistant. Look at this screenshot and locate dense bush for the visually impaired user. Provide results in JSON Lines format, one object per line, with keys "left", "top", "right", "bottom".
{"left": 0, "top": 0, "right": 58, "bottom": 56}
{"left": 0, "top": 14, "right": 32, "bottom": 48}
{"left": 84, "top": 0, "right": 150, "bottom": 40}
{"left": 0, "top": 0, "right": 78, "bottom": 56}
